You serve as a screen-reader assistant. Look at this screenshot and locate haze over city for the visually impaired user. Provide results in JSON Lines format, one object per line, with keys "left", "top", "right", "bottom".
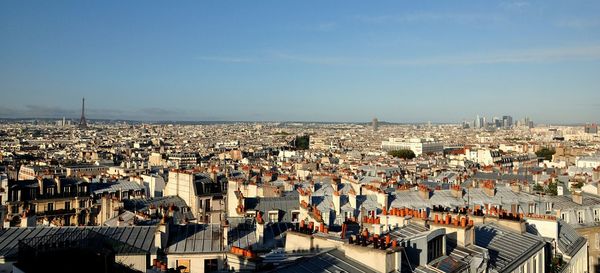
{"left": 2, "top": 1, "right": 600, "bottom": 123}
{"left": 4, "top": 2, "right": 600, "bottom": 273}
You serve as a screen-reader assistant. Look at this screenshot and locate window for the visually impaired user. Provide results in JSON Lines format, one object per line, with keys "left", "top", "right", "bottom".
{"left": 292, "top": 211, "right": 300, "bottom": 222}
{"left": 47, "top": 203, "right": 54, "bottom": 212}
{"left": 269, "top": 211, "right": 279, "bottom": 223}
{"left": 345, "top": 211, "right": 353, "bottom": 220}
{"left": 427, "top": 235, "right": 443, "bottom": 262}
{"left": 578, "top": 211, "right": 584, "bottom": 224}
{"left": 533, "top": 257, "right": 537, "bottom": 273}
{"left": 64, "top": 201, "right": 70, "bottom": 211}
{"left": 204, "top": 259, "right": 218, "bottom": 272}
{"left": 177, "top": 259, "right": 191, "bottom": 273}
{"left": 595, "top": 209, "right": 599, "bottom": 222}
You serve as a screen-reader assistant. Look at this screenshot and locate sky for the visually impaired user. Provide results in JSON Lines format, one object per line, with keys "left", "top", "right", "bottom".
{"left": 1, "top": 1, "right": 600, "bottom": 123}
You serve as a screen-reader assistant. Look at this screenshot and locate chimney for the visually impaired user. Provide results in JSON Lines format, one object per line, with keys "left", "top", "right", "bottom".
{"left": 210, "top": 170, "right": 218, "bottom": 182}
{"left": 37, "top": 176, "right": 44, "bottom": 194}
{"left": 55, "top": 176, "right": 62, "bottom": 194}
{"left": 482, "top": 180, "right": 496, "bottom": 197}
{"left": 223, "top": 220, "right": 229, "bottom": 247}
{"left": 298, "top": 188, "right": 311, "bottom": 206}
{"left": 572, "top": 189, "right": 583, "bottom": 205}
{"left": 376, "top": 190, "right": 389, "bottom": 208}
{"left": 348, "top": 188, "right": 357, "bottom": 209}
{"left": 451, "top": 185, "right": 463, "bottom": 198}
{"left": 331, "top": 179, "right": 339, "bottom": 192}
{"left": 20, "top": 211, "right": 36, "bottom": 227}
{"left": 418, "top": 185, "right": 431, "bottom": 200}
{"left": 333, "top": 191, "right": 341, "bottom": 214}
{"left": 256, "top": 212, "right": 265, "bottom": 246}
{"left": 155, "top": 221, "right": 169, "bottom": 249}
{"left": 510, "top": 182, "right": 521, "bottom": 193}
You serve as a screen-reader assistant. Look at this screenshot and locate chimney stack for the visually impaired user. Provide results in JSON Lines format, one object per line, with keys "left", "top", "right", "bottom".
{"left": 55, "top": 176, "right": 62, "bottom": 194}
{"left": 418, "top": 185, "right": 431, "bottom": 200}
{"left": 37, "top": 176, "right": 44, "bottom": 194}
{"left": 451, "top": 185, "right": 463, "bottom": 198}
{"left": 482, "top": 180, "right": 496, "bottom": 197}
{"left": 572, "top": 189, "right": 583, "bottom": 205}
{"left": 348, "top": 188, "right": 357, "bottom": 209}
{"left": 376, "top": 190, "right": 389, "bottom": 208}
{"left": 510, "top": 182, "right": 521, "bottom": 193}
{"left": 333, "top": 191, "right": 341, "bottom": 214}
{"left": 256, "top": 212, "right": 265, "bottom": 246}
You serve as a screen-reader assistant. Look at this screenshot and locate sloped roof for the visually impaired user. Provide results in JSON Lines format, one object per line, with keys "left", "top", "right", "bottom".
{"left": 474, "top": 224, "right": 545, "bottom": 273}
{"left": 557, "top": 219, "right": 587, "bottom": 257}
{"left": 272, "top": 248, "right": 378, "bottom": 273}
{"left": 166, "top": 224, "right": 223, "bottom": 253}
{"left": 0, "top": 226, "right": 156, "bottom": 260}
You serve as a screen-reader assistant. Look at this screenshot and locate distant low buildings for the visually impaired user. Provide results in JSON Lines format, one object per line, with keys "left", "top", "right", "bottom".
{"left": 381, "top": 138, "right": 444, "bottom": 156}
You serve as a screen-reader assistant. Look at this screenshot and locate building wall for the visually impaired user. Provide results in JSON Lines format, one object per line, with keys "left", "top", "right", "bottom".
{"left": 166, "top": 172, "right": 194, "bottom": 208}
{"left": 167, "top": 253, "right": 224, "bottom": 273}
{"left": 116, "top": 254, "right": 147, "bottom": 272}
{"left": 576, "top": 226, "right": 599, "bottom": 272}
{"left": 509, "top": 247, "right": 545, "bottom": 273}
{"left": 141, "top": 174, "right": 165, "bottom": 198}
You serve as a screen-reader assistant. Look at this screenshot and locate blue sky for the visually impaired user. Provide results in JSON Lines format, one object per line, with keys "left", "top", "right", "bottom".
{"left": 1, "top": 1, "right": 599, "bottom": 123}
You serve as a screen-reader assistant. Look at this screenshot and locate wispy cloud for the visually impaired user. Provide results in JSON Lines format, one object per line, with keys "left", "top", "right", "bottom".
{"left": 194, "top": 56, "right": 254, "bottom": 63}
{"left": 354, "top": 12, "right": 503, "bottom": 24}
{"left": 500, "top": 1, "right": 530, "bottom": 10}
{"left": 313, "top": 22, "right": 337, "bottom": 32}
{"left": 557, "top": 18, "right": 600, "bottom": 29}
{"left": 273, "top": 52, "right": 348, "bottom": 65}
{"left": 272, "top": 45, "right": 600, "bottom": 66}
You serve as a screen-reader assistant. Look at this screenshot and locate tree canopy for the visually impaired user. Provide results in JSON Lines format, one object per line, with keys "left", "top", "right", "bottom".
{"left": 388, "top": 149, "right": 416, "bottom": 159}
{"left": 535, "top": 147, "right": 555, "bottom": 161}
{"left": 293, "top": 135, "right": 310, "bottom": 150}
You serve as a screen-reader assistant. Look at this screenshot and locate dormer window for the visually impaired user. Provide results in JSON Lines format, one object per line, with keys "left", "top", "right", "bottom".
{"left": 268, "top": 211, "right": 279, "bottom": 223}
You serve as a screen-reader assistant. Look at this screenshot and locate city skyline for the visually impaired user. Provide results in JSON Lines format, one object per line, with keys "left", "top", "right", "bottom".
{"left": 1, "top": 1, "right": 600, "bottom": 123}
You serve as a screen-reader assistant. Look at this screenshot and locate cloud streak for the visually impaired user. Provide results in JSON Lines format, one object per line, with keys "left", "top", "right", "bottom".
{"left": 354, "top": 12, "right": 504, "bottom": 24}
{"left": 272, "top": 45, "right": 600, "bottom": 66}
{"left": 557, "top": 18, "right": 600, "bottom": 29}
{"left": 194, "top": 56, "right": 254, "bottom": 63}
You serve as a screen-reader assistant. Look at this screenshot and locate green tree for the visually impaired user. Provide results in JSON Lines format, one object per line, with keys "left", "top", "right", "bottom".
{"left": 293, "top": 135, "right": 310, "bottom": 150}
{"left": 546, "top": 182, "right": 558, "bottom": 195}
{"left": 535, "top": 147, "right": 555, "bottom": 161}
{"left": 388, "top": 149, "right": 416, "bottom": 159}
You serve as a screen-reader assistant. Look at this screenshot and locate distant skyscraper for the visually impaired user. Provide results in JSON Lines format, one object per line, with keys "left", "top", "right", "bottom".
{"left": 372, "top": 118, "right": 379, "bottom": 131}
{"left": 79, "top": 97, "right": 88, "bottom": 129}
{"left": 502, "top": 115, "right": 513, "bottom": 128}
{"left": 474, "top": 115, "right": 484, "bottom": 128}
{"left": 493, "top": 117, "right": 501, "bottom": 128}
{"left": 585, "top": 123, "right": 598, "bottom": 134}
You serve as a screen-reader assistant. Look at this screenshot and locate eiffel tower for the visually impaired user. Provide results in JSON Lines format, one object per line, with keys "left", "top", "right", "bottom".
{"left": 79, "top": 97, "right": 88, "bottom": 129}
